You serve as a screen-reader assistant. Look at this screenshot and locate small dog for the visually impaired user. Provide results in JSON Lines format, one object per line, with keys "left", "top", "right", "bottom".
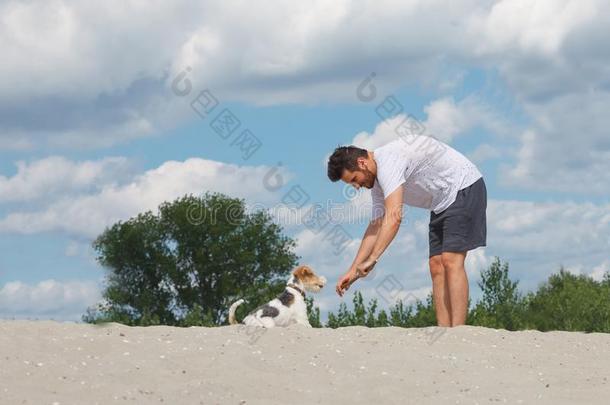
{"left": 228, "top": 265, "right": 326, "bottom": 328}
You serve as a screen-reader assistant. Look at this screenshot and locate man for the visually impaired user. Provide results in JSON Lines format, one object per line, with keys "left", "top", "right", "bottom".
{"left": 326, "top": 135, "right": 486, "bottom": 327}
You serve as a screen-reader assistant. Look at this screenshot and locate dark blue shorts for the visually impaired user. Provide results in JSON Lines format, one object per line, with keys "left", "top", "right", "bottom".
{"left": 429, "top": 177, "right": 487, "bottom": 257}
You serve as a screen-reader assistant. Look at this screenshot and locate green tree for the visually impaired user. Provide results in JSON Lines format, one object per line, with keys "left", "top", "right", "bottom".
{"left": 404, "top": 294, "right": 437, "bottom": 327}
{"left": 327, "top": 292, "right": 368, "bottom": 328}
{"left": 305, "top": 296, "right": 322, "bottom": 328}
{"left": 468, "top": 257, "right": 525, "bottom": 330}
{"left": 389, "top": 300, "right": 413, "bottom": 327}
{"left": 376, "top": 309, "right": 390, "bottom": 327}
{"left": 85, "top": 192, "right": 298, "bottom": 326}
{"left": 524, "top": 268, "right": 610, "bottom": 332}
{"left": 326, "top": 291, "right": 437, "bottom": 328}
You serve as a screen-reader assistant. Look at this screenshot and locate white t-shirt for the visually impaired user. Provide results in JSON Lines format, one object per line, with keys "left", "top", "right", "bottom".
{"left": 371, "top": 136, "right": 482, "bottom": 218}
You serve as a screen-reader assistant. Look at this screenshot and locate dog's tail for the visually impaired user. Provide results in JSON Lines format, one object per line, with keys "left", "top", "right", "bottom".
{"left": 228, "top": 299, "right": 245, "bottom": 325}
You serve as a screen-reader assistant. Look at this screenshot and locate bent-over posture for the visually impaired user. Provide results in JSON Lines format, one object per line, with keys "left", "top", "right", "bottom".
{"left": 327, "top": 136, "right": 487, "bottom": 327}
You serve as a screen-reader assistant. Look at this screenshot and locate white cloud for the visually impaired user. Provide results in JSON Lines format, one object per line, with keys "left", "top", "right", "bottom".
{"left": 468, "top": 144, "right": 501, "bottom": 164}
{"left": 423, "top": 96, "right": 509, "bottom": 143}
{"left": 590, "top": 260, "right": 610, "bottom": 282}
{"left": 0, "top": 279, "right": 101, "bottom": 321}
{"left": 469, "top": 0, "right": 597, "bottom": 56}
{"left": 0, "top": 0, "right": 207, "bottom": 149}
{"left": 465, "top": 248, "right": 490, "bottom": 278}
{"left": 488, "top": 199, "right": 610, "bottom": 255}
{"left": 465, "top": 1, "right": 610, "bottom": 193}
{"left": 294, "top": 227, "right": 360, "bottom": 271}
{"left": 0, "top": 0, "right": 487, "bottom": 149}
{"left": 487, "top": 199, "right": 610, "bottom": 290}
{"left": 351, "top": 115, "right": 406, "bottom": 150}
{"left": 0, "top": 156, "right": 133, "bottom": 202}
{"left": 2, "top": 0, "right": 609, "bottom": 198}
{"left": 500, "top": 92, "right": 610, "bottom": 193}
{"left": 351, "top": 95, "right": 508, "bottom": 150}
{"left": 423, "top": 97, "right": 472, "bottom": 143}
{"left": 0, "top": 0, "right": 205, "bottom": 100}
{"left": 0, "top": 157, "right": 291, "bottom": 238}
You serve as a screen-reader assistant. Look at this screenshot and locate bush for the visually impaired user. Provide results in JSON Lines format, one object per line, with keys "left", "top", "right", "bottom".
{"left": 469, "top": 257, "right": 526, "bottom": 330}
{"left": 326, "top": 291, "right": 437, "bottom": 328}
{"left": 524, "top": 269, "right": 610, "bottom": 332}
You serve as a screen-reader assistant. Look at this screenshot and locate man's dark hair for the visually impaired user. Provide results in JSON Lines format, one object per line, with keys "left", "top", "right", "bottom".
{"left": 327, "top": 146, "right": 368, "bottom": 182}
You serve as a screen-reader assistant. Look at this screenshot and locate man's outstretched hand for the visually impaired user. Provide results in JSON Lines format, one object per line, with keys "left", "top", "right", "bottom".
{"left": 336, "top": 259, "right": 379, "bottom": 297}
{"left": 336, "top": 269, "right": 359, "bottom": 297}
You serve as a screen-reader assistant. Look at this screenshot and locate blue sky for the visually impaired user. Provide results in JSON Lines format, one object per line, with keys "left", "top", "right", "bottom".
{"left": 1, "top": 0, "right": 609, "bottom": 321}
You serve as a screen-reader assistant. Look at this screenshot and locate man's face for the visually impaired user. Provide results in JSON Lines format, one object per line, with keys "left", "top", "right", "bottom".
{"left": 341, "top": 167, "right": 376, "bottom": 190}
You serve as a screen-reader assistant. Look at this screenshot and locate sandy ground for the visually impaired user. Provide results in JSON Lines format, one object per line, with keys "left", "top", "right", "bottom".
{"left": 1, "top": 321, "right": 609, "bottom": 404}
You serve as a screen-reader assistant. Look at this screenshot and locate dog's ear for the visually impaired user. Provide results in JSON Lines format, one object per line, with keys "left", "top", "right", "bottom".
{"left": 292, "top": 265, "right": 314, "bottom": 280}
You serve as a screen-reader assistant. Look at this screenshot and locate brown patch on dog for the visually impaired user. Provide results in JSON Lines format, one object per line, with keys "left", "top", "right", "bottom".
{"left": 260, "top": 305, "right": 280, "bottom": 318}
{"left": 249, "top": 303, "right": 280, "bottom": 318}
{"left": 278, "top": 290, "right": 295, "bottom": 306}
{"left": 292, "top": 265, "right": 315, "bottom": 283}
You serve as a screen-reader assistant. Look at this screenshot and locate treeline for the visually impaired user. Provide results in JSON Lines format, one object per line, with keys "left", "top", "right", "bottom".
{"left": 313, "top": 258, "right": 610, "bottom": 333}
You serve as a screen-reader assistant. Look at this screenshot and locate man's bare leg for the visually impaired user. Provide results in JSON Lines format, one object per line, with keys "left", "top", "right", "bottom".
{"left": 441, "top": 251, "right": 469, "bottom": 326}
{"left": 429, "top": 255, "right": 451, "bottom": 326}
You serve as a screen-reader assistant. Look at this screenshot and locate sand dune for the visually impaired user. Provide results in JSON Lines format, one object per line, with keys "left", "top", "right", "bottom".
{"left": 1, "top": 320, "right": 609, "bottom": 404}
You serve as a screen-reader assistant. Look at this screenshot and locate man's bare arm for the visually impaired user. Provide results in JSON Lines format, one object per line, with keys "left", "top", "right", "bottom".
{"left": 357, "top": 184, "right": 405, "bottom": 275}
{"left": 336, "top": 185, "right": 404, "bottom": 296}
{"left": 348, "top": 217, "right": 382, "bottom": 271}
{"left": 335, "top": 216, "right": 382, "bottom": 296}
